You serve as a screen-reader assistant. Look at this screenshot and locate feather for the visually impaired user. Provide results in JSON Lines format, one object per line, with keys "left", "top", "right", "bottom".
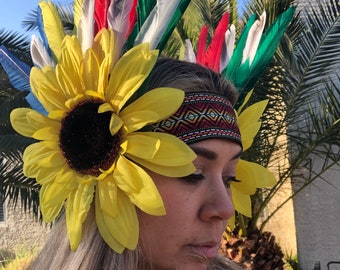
{"left": 125, "top": 0, "right": 156, "bottom": 50}
{"left": 183, "top": 39, "right": 196, "bottom": 63}
{"left": 73, "top": 0, "right": 85, "bottom": 34}
{"left": 242, "top": 11, "right": 266, "bottom": 65}
{"left": 204, "top": 12, "right": 229, "bottom": 72}
{"left": 31, "top": 35, "right": 55, "bottom": 69}
{"left": 220, "top": 24, "right": 235, "bottom": 71}
{"left": 0, "top": 45, "right": 47, "bottom": 114}
{"left": 221, "top": 13, "right": 257, "bottom": 83}
{"left": 77, "top": 0, "right": 95, "bottom": 53}
{"left": 0, "top": 45, "right": 30, "bottom": 91}
{"left": 36, "top": 5, "right": 51, "bottom": 57}
{"left": 38, "top": 1, "right": 65, "bottom": 61}
{"left": 196, "top": 25, "right": 208, "bottom": 65}
{"left": 156, "top": 0, "right": 191, "bottom": 52}
{"left": 128, "top": 0, "right": 138, "bottom": 36}
{"left": 134, "top": 0, "right": 182, "bottom": 49}
{"left": 94, "top": 0, "right": 111, "bottom": 32}
{"left": 107, "top": 0, "right": 135, "bottom": 39}
{"left": 242, "top": 6, "right": 296, "bottom": 92}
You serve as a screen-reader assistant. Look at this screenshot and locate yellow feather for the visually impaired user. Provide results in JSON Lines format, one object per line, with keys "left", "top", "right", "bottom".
{"left": 39, "top": 1, "right": 65, "bottom": 61}
{"left": 73, "top": 0, "right": 84, "bottom": 34}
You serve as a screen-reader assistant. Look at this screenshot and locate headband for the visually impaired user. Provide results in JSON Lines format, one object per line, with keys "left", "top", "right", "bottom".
{"left": 153, "top": 92, "right": 241, "bottom": 146}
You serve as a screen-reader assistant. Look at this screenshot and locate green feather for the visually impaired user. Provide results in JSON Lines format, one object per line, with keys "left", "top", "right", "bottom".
{"left": 221, "top": 13, "right": 257, "bottom": 85}
{"left": 157, "top": 0, "right": 191, "bottom": 53}
{"left": 220, "top": 7, "right": 295, "bottom": 108}
{"left": 125, "top": 0, "right": 157, "bottom": 51}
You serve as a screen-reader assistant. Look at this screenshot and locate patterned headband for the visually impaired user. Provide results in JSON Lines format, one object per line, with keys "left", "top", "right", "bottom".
{"left": 152, "top": 92, "right": 241, "bottom": 145}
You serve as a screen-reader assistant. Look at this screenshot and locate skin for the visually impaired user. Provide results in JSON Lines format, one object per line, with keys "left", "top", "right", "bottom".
{"left": 138, "top": 138, "right": 242, "bottom": 270}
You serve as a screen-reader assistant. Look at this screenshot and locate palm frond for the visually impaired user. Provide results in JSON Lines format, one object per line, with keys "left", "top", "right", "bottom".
{"left": 21, "top": 1, "right": 74, "bottom": 34}
{"left": 245, "top": 0, "right": 340, "bottom": 230}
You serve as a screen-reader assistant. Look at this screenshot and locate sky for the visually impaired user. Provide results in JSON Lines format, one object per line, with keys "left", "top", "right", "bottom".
{"left": 0, "top": 0, "right": 71, "bottom": 35}
{"left": 0, "top": 0, "right": 247, "bottom": 35}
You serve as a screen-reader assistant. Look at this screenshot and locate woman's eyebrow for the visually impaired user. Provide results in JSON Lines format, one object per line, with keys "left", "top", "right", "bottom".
{"left": 190, "top": 146, "right": 217, "bottom": 160}
{"left": 190, "top": 146, "right": 243, "bottom": 161}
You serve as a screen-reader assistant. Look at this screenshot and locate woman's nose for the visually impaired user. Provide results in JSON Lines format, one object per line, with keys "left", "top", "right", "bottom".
{"left": 199, "top": 177, "right": 235, "bottom": 222}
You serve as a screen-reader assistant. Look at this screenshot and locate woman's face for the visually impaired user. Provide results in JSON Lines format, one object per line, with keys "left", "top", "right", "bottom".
{"left": 138, "top": 138, "right": 242, "bottom": 270}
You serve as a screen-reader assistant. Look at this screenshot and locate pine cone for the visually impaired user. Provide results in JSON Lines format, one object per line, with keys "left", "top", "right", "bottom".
{"left": 220, "top": 229, "right": 284, "bottom": 269}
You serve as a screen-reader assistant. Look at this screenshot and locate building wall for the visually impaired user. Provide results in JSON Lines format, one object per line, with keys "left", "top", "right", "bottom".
{"left": 293, "top": 160, "right": 340, "bottom": 270}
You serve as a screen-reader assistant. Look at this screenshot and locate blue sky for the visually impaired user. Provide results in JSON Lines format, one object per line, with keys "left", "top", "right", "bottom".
{"left": 0, "top": 1, "right": 248, "bottom": 35}
{"left": 0, "top": 0, "right": 71, "bottom": 34}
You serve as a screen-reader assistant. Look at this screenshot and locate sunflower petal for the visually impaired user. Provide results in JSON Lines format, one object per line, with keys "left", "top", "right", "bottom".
{"left": 97, "top": 176, "right": 118, "bottom": 218}
{"left": 66, "top": 182, "right": 95, "bottom": 250}
{"left": 126, "top": 132, "right": 196, "bottom": 166}
{"left": 120, "top": 88, "right": 184, "bottom": 132}
{"left": 238, "top": 99, "right": 268, "bottom": 150}
{"left": 236, "top": 159, "right": 276, "bottom": 191}
{"left": 95, "top": 191, "right": 125, "bottom": 253}
{"left": 106, "top": 43, "right": 158, "bottom": 111}
{"left": 10, "top": 108, "right": 60, "bottom": 139}
{"left": 96, "top": 189, "right": 138, "bottom": 251}
{"left": 114, "top": 156, "right": 165, "bottom": 215}
{"left": 128, "top": 155, "right": 195, "bottom": 177}
{"left": 231, "top": 185, "right": 252, "bottom": 217}
{"left": 30, "top": 66, "right": 67, "bottom": 111}
{"left": 40, "top": 182, "right": 70, "bottom": 222}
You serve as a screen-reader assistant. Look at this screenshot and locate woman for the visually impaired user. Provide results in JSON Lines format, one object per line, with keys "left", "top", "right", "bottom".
{"left": 22, "top": 58, "right": 243, "bottom": 270}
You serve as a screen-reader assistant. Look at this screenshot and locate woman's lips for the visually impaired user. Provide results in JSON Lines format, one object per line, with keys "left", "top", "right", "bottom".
{"left": 189, "top": 242, "right": 219, "bottom": 259}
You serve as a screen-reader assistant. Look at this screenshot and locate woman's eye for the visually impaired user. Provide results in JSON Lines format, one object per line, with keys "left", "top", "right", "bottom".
{"left": 180, "top": 173, "right": 204, "bottom": 184}
{"left": 222, "top": 176, "right": 241, "bottom": 188}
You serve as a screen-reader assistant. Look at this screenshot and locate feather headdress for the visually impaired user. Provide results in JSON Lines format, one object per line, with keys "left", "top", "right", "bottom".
{"left": 184, "top": 6, "right": 296, "bottom": 107}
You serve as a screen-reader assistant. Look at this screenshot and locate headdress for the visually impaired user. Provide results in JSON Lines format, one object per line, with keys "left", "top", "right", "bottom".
{"left": 0, "top": 0, "right": 295, "bottom": 252}
{"left": 181, "top": 7, "right": 295, "bottom": 220}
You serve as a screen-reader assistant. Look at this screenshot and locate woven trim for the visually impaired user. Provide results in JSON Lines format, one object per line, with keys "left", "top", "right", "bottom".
{"left": 153, "top": 92, "right": 241, "bottom": 145}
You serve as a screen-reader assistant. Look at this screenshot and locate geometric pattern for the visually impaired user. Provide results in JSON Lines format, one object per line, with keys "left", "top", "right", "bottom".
{"left": 153, "top": 92, "right": 241, "bottom": 145}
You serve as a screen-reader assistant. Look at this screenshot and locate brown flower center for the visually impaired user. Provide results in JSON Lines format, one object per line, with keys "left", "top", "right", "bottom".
{"left": 59, "top": 100, "right": 121, "bottom": 176}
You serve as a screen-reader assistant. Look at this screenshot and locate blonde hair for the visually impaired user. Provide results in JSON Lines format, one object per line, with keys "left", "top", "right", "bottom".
{"left": 28, "top": 207, "right": 147, "bottom": 270}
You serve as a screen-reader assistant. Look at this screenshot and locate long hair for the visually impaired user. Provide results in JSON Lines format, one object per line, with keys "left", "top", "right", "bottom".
{"left": 28, "top": 58, "right": 240, "bottom": 270}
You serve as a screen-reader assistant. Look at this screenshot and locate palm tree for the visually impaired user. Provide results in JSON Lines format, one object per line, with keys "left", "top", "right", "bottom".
{"left": 0, "top": 2, "right": 74, "bottom": 219}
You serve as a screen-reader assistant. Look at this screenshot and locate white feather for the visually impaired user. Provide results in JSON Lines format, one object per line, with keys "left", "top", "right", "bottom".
{"left": 242, "top": 11, "right": 266, "bottom": 65}
{"left": 220, "top": 24, "right": 236, "bottom": 71}
{"left": 77, "top": 0, "right": 95, "bottom": 53}
{"left": 108, "top": 0, "right": 134, "bottom": 37}
{"left": 31, "top": 35, "right": 55, "bottom": 69}
{"left": 134, "top": 0, "right": 181, "bottom": 49}
{"left": 183, "top": 39, "right": 196, "bottom": 63}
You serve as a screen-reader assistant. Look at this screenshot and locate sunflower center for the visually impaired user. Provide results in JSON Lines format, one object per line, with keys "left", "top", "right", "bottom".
{"left": 59, "top": 100, "right": 121, "bottom": 176}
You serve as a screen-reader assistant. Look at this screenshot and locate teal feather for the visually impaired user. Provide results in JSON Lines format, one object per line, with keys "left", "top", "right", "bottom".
{"left": 221, "top": 13, "right": 257, "bottom": 85}
{"left": 221, "top": 7, "right": 295, "bottom": 108}
{"left": 124, "top": 0, "right": 156, "bottom": 50}
{"left": 250, "top": 7, "right": 296, "bottom": 81}
{"left": 157, "top": 0, "right": 191, "bottom": 52}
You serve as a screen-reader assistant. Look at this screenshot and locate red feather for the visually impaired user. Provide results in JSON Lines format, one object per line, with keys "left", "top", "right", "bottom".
{"left": 196, "top": 25, "right": 208, "bottom": 65}
{"left": 204, "top": 12, "right": 229, "bottom": 72}
{"left": 128, "top": 0, "right": 138, "bottom": 37}
{"left": 94, "top": 0, "right": 111, "bottom": 33}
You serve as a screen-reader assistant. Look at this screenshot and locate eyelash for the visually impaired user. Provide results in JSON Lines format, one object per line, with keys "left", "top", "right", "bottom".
{"left": 222, "top": 176, "right": 241, "bottom": 188}
{"left": 181, "top": 174, "right": 241, "bottom": 188}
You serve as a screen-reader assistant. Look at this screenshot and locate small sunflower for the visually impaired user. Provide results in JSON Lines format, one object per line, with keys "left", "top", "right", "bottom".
{"left": 10, "top": 29, "right": 195, "bottom": 253}
{"left": 231, "top": 90, "right": 276, "bottom": 218}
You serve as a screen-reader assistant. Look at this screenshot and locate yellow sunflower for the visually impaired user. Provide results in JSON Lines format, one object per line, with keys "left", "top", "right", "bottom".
{"left": 231, "top": 90, "right": 276, "bottom": 219}
{"left": 10, "top": 29, "right": 195, "bottom": 253}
